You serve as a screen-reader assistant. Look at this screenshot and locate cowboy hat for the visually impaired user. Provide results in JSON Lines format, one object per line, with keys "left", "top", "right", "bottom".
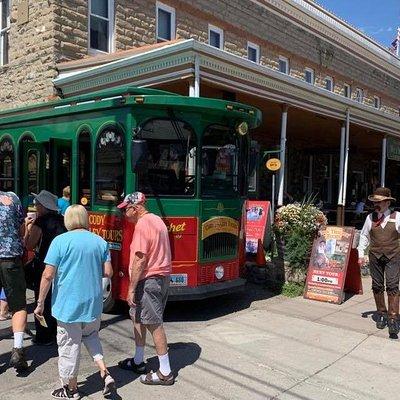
{"left": 31, "top": 190, "right": 59, "bottom": 211}
{"left": 368, "top": 187, "right": 396, "bottom": 202}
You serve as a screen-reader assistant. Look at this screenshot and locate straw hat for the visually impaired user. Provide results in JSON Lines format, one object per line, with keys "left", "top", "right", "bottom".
{"left": 368, "top": 187, "right": 396, "bottom": 203}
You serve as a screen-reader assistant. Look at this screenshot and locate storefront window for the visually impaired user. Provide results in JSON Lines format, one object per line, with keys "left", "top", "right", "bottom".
{"left": 95, "top": 128, "right": 124, "bottom": 203}
{"left": 136, "top": 118, "right": 196, "bottom": 196}
{"left": 201, "top": 125, "right": 239, "bottom": 196}
{"left": 0, "top": 138, "right": 14, "bottom": 191}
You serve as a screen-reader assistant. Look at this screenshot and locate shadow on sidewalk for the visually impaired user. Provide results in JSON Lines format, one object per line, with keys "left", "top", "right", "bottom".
{"left": 164, "top": 282, "right": 274, "bottom": 322}
{"left": 80, "top": 341, "right": 201, "bottom": 398}
{"left": 0, "top": 341, "right": 58, "bottom": 377}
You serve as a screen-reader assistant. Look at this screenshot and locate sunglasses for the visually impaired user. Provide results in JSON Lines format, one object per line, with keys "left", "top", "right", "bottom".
{"left": 123, "top": 205, "right": 138, "bottom": 213}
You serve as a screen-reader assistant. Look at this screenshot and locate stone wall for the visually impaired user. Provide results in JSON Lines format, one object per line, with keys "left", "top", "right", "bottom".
{"left": 0, "top": 0, "right": 399, "bottom": 115}
{"left": 54, "top": 0, "right": 88, "bottom": 63}
{"left": 0, "top": 0, "right": 58, "bottom": 109}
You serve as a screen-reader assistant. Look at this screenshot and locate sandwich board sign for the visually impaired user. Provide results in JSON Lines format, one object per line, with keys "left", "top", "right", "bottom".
{"left": 304, "top": 226, "right": 362, "bottom": 304}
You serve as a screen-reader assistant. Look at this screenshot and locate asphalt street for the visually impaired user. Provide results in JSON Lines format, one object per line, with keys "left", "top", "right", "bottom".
{"left": 0, "top": 279, "right": 399, "bottom": 400}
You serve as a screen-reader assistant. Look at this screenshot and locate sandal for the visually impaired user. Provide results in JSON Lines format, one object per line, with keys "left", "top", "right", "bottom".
{"left": 140, "top": 370, "right": 175, "bottom": 386}
{"left": 102, "top": 372, "right": 115, "bottom": 396}
{"left": 0, "top": 313, "right": 11, "bottom": 321}
{"left": 118, "top": 358, "right": 146, "bottom": 374}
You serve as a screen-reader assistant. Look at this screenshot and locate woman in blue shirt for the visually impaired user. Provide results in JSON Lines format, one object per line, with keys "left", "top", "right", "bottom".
{"left": 34, "top": 205, "right": 115, "bottom": 399}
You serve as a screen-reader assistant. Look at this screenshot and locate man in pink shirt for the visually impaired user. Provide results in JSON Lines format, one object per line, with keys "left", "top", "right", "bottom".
{"left": 117, "top": 192, "right": 174, "bottom": 385}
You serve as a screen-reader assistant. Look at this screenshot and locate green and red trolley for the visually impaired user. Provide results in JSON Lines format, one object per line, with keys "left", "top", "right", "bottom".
{"left": 0, "top": 85, "right": 261, "bottom": 311}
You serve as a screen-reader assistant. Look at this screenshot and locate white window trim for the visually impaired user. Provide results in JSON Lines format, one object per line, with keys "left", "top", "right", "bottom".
{"left": 208, "top": 24, "right": 224, "bottom": 49}
{"left": 374, "top": 96, "right": 381, "bottom": 110}
{"left": 355, "top": 88, "right": 364, "bottom": 103}
{"left": 325, "top": 76, "right": 333, "bottom": 92}
{"left": 304, "top": 67, "right": 314, "bottom": 84}
{"left": 88, "top": 0, "right": 114, "bottom": 55}
{"left": 0, "top": 0, "right": 10, "bottom": 66}
{"left": 247, "top": 41, "right": 260, "bottom": 63}
{"left": 278, "top": 56, "right": 289, "bottom": 74}
{"left": 344, "top": 83, "right": 351, "bottom": 98}
{"left": 156, "top": 1, "right": 176, "bottom": 42}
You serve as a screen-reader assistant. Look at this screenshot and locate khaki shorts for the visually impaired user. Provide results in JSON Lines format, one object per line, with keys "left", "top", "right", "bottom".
{"left": 0, "top": 257, "right": 26, "bottom": 312}
{"left": 135, "top": 275, "right": 169, "bottom": 325}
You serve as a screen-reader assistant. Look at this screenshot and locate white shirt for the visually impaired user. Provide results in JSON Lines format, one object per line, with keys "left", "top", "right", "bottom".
{"left": 357, "top": 209, "right": 400, "bottom": 258}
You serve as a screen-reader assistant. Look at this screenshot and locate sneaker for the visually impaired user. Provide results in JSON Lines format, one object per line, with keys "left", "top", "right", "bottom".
{"left": 388, "top": 318, "right": 399, "bottom": 336}
{"left": 102, "top": 373, "right": 115, "bottom": 396}
{"left": 118, "top": 357, "right": 146, "bottom": 374}
{"left": 9, "top": 347, "right": 28, "bottom": 371}
{"left": 376, "top": 313, "right": 387, "bottom": 330}
{"left": 51, "top": 385, "right": 80, "bottom": 399}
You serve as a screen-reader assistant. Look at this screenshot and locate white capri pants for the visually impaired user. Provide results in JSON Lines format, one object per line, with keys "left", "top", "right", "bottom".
{"left": 57, "top": 317, "right": 103, "bottom": 381}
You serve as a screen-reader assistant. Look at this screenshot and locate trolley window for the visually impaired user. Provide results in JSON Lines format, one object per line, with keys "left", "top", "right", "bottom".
{"left": 201, "top": 125, "right": 239, "bottom": 196}
{"left": 0, "top": 138, "right": 14, "bottom": 191}
{"left": 136, "top": 118, "right": 196, "bottom": 196}
{"left": 95, "top": 127, "right": 125, "bottom": 204}
{"left": 27, "top": 149, "right": 40, "bottom": 194}
{"left": 78, "top": 131, "right": 92, "bottom": 207}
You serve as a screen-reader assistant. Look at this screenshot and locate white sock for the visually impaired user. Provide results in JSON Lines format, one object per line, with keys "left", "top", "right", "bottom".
{"left": 14, "top": 331, "right": 24, "bottom": 349}
{"left": 158, "top": 352, "right": 171, "bottom": 376}
{"left": 133, "top": 346, "right": 144, "bottom": 365}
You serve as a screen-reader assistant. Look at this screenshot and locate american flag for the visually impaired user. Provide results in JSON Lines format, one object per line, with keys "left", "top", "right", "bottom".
{"left": 390, "top": 27, "right": 400, "bottom": 56}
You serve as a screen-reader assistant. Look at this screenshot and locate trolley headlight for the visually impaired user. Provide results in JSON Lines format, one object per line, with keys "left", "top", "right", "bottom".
{"left": 236, "top": 121, "right": 248, "bottom": 136}
{"left": 215, "top": 265, "right": 225, "bottom": 280}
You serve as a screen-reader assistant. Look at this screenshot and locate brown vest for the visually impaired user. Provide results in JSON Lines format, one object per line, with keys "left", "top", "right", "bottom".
{"left": 369, "top": 212, "right": 400, "bottom": 259}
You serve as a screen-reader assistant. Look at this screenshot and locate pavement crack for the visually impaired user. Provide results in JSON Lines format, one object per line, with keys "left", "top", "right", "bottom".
{"left": 270, "top": 334, "right": 372, "bottom": 400}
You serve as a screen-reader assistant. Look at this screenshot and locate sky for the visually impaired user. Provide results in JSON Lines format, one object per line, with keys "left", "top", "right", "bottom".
{"left": 316, "top": 0, "right": 400, "bottom": 48}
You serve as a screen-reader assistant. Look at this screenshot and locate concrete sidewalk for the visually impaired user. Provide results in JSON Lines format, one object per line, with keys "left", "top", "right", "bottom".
{"left": 0, "top": 278, "right": 399, "bottom": 399}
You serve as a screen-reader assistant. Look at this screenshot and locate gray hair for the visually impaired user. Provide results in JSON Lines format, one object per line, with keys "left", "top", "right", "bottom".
{"left": 64, "top": 205, "right": 89, "bottom": 231}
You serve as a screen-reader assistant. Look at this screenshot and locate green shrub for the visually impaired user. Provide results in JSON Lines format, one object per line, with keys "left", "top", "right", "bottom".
{"left": 281, "top": 282, "right": 305, "bottom": 297}
{"left": 284, "top": 229, "right": 313, "bottom": 270}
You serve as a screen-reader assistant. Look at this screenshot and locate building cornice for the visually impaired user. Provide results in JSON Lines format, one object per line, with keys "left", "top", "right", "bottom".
{"left": 253, "top": 0, "right": 400, "bottom": 80}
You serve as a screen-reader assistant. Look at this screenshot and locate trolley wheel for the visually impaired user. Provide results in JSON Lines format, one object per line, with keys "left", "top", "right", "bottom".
{"left": 102, "top": 277, "right": 115, "bottom": 313}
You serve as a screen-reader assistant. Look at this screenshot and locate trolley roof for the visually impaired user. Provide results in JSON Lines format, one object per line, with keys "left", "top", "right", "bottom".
{"left": 0, "top": 85, "right": 262, "bottom": 128}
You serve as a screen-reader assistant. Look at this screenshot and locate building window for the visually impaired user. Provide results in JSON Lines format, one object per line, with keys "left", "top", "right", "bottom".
{"left": 89, "top": 0, "right": 113, "bottom": 53}
{"left": 279, "top": 56, "right": 289, "bottom": 74}
{"left": 305, "top": 68, "right": 314, "bottom": 84}
{"left": 344, "top": 84, "right": 351, "bottom": 98}
{"left": 374, "top": 96, "right": 381, "bottom": 110}
{"left": 325, "top": 76, "right": 333, "bottom": 92}
{"left": 247, "top": 42, "right": 260, "bottom": 63}
{"left": 0, "top": 0, "right": 10, "bottom": 66}
{"left": 355, "top": 88, "right": 363, "bottom": 103}
{"left": 156, "top": 2, "right": 175, "bottom": 42}
{"left": 208, "top": 24, "right": 223, "bottom": 49}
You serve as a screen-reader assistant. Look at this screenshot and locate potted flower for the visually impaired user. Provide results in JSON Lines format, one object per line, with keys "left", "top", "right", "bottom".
{"left": 273, "top": 201, "right": 327, "bottom": 283}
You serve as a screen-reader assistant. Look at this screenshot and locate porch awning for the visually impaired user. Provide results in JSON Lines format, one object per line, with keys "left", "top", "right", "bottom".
{"left": 54, "top": 39, "right": 400, "bottom": 137}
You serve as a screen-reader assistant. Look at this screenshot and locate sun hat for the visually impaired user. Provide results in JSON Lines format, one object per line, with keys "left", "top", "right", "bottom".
{"left": 31, "top": 190, "right": 59, "bottom": 211}
{"left": 117, "top": 192, "right": 146, "bottom": 209}
{"left": 368, "top": 187, "right": 396, "bottom": 203}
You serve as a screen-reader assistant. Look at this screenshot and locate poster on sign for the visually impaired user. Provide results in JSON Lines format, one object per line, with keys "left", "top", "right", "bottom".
{"left": 245, "top": 200, "right": 270, "bottom": 254}
{"left": 304, "top": 226, "right": 356, "bottom": 304}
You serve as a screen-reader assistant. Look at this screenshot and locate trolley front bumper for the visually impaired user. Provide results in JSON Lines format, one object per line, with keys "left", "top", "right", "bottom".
{"left": 168, "top": 278, "right": 246, "bottom": 301}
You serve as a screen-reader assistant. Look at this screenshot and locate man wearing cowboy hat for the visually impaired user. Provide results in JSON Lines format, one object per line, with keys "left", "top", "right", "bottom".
{"left": 358, "top": 187, "right": 400, "bottom": 337}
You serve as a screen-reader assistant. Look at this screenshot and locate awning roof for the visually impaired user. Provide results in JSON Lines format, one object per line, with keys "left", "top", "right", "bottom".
{"left": 53, "top": 39, "right": 400, "bottom": 137}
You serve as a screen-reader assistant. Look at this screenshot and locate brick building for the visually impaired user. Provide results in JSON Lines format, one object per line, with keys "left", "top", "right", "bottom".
{"left": 1, "top": 0, "right": 400, "bottom": 222}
